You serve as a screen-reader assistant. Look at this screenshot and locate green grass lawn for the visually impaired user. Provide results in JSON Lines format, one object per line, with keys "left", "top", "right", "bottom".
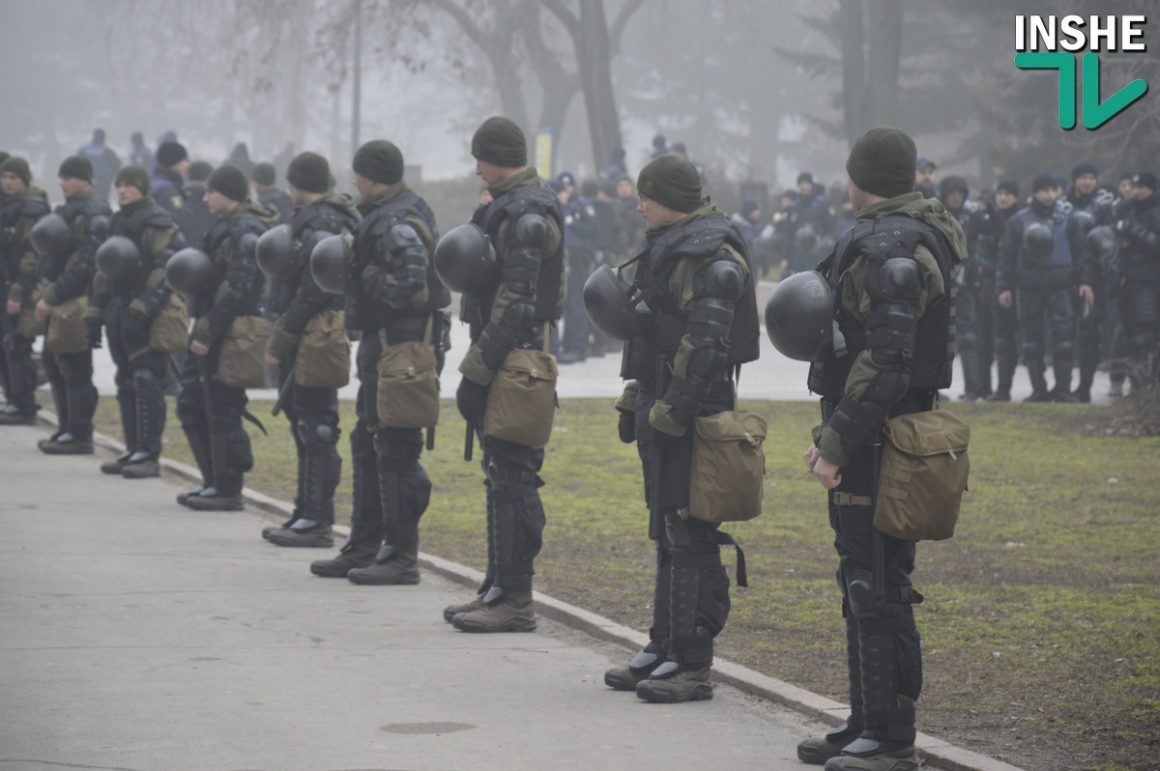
{"left": 94, "top": 397, "right": 1160, "bottom": 770}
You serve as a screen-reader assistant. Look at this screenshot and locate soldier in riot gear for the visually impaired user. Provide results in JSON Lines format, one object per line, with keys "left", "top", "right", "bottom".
{"left": 938, "top": 176, "right": 983, "bottom": 400}
{"left": 175, "top": 165, "right": 273, "bottom": 510}
{"left": 151, "top": 141, "right": 191, "bottom": 239}
{"left": 0, "top": 156, "right": 51, "bottom": 425}
{"left": 440, "top": 116, "right": 564, "bottom": 633}
{"left": 257, "top": 152, "right": 360, "bottom": 548}
{"left": 596, "top": 155, "right": 759, "bottom": 703}
{"left": 251, "top": 162, "right": 292, "bottom": 224}
{"left": 996, "top": 174, "right": 1094, "bottom": 402}
{"left": 789, "top": 128, "right": 964, "bottom": 770}
{"left": 1060, "top": 161, "right": 1118, "bottom": 402}
{"left": 90, "top": 165, "right": 184, "bottom": 477}
{"left": 308, "top": 141, "right": 449, "bottom": 584}
{"left": 32, "top": 157, "right": 111, "bottom": 453}
{"left": 975, "top": 180, "right": 1022, "bottom": 401}
{"left": 1113, "top": 172, "right": 1160, "bottom": 391}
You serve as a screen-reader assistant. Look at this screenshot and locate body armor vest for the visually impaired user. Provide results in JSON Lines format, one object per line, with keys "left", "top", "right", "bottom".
{"left": 348, "top": 190, "right": 449, "bottom": 332}
{"left": 1, "top": 194, "right": 51, "bottom": 280}
{"left": 1012, "top": 205, "right": 1075, "bottom": 286}
{"left": 621, "top": 212, "right": 760, "bottom": 383}
{"left": 808, "top": 215, "right": 957, "bottom": 400}
{"left": 469, "top": 184, "right": 565, "bottom": 324}
{"left": 108, "top": 203, "right": 174, "bottom": 298}
{"left": 41, "top": 197, "right": 110, "bottom": 282}
{"left": 198, "top": 209, "right": 267, "bottom": 317}
{"left": 267, "top": 199, "right": 357, "bottom": 317}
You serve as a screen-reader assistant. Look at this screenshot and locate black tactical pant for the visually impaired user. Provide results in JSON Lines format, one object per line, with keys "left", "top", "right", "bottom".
{"left": 828, "top": 439, "right": 922, "bottom": 748}
{"left": 0, "top": 283, "right": 11, "bottom": 404}
{"left": 42, "top": 348, "right": 96, "bottom": 440}
{"left": 105, "top": 301, "right": 168, "bottom": 457}
{"left": 561, "top": 247, "right": 593, "bottom": 355}
{"left": 2, "top": 328, "right": 38, "bottom": 415}
{"left": 1017, "top": 286, "right": 1076, "bottom": 394}
{"left": 973, "top": 286, "right": 996, "bottom": 396}
{"left": 343, "top": 333, "right": 432, "bottom": 559}
{"left": 277, "top": 360, "right": 341, "bottom": 527}
{"left": 955, "top": 281, "right": 984, "bottom": 398}
{"left": 1117, "top": 281, "right": 1160, "bottom": 386}
{"left": 989, "top": 295, "right": 1018, "bottom": 395}
{"left": 176, "top": 344, "right": 252, "bottom": 497}
{"left": 633, "top": 384, "right": 733, "bottom": 669}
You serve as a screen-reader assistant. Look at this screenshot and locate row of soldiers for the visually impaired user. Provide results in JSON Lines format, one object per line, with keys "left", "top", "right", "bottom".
{"left": 0, "top": 117, "right": 767, "bottom": 714}
{"left": 2, "top": 119, "right": 978, "bottom": 770}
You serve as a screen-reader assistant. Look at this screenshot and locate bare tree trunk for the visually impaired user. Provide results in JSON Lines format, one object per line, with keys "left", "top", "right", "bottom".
{"left": 839, "top": 0, "right": 866, "bottom": 147}
{"left": 865, "top": 0, "right": 902, "bottom": 129}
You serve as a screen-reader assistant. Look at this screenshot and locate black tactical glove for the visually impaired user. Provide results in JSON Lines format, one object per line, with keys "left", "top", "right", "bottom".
{"left": 617, "top": 408, "right": 636, "bottom": 444}
{"left": 456, "top": 377, "right": 489, "bottom": 430}
{"left": 85, "top": 318, "right": 103, "bottom": 349}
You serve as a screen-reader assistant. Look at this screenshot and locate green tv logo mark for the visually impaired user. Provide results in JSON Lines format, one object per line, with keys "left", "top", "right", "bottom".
{"left": 1015, "top": 51, "right": 1148, "bottom": 130}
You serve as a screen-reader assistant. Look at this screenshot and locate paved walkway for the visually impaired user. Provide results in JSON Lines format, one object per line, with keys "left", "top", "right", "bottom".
{"left": 0, "top": 423, "right": 839, "bottom": 771}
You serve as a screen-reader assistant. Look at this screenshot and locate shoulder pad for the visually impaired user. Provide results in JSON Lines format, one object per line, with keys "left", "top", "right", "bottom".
{"left": 701, "top": 258, "right": 746, "bottom": 300}
{"left": 867, "top": 256, "right": 922, "bottom": 303}
{"left": 236, "top": 231, "right": 260, "bottom": 258}
{"left": 388, "top": 222, "right": 421, "bottom": 249}
{"left": 513, "top": 212, "right": 549, "bottom": 248}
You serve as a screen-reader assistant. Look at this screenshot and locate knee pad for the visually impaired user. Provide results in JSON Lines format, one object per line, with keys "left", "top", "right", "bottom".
{"left": 296, "top": 415, "right": 340, "bottom": 447}
{"left": 373, "top": 427, "right": 422, "bottom": 466}
{"left": 486, "top": 455, "right": 543, "bottom": 500}
{"left": 350, "top": 424, "right": 374, "bottom": 461}
{"left": 226, "top": 428, "right": 254, "bottom": 473}
{"left": 132, "top": 367, "right": 161, "bottom": 397}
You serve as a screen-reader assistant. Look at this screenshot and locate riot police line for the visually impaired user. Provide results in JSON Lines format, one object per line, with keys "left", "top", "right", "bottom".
{"left": 1, "top": 124, "right": 1152, "bottom": 771}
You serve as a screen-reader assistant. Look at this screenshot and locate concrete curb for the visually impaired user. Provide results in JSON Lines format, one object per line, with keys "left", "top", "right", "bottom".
{"left": 37, "top": 409, "right": 1023, "bottom": 771}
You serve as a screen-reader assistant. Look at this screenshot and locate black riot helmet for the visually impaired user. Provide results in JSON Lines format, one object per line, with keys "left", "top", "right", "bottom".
{"left": 583, "top": 264, "right": 640, "bottom": 340}
{"left": 256, "top": 223, "right": 297, "bottom": 279}
{"left": 794, "top": 223, "right": 819, "bottom": 253}
{"left": 165, "top": 247, "right": 214, "bottom": 296}
{"left": 30, "top": 213, "right": 74, "bottom": 258}
{"left": 1023, "top": 221, "right": 1054, "bottom": 259}
{"left": 433, "top": 222, "right": 496, "bottom": 293}
{"left": 1070, "top": 208, "right": 1096, "bottom": 234}
{"left": 1087, "top": 224, "right": 1116, "bottom": 260}
{"left": 95, "top": 236, "right": 141, "bottom": 280}
{"left": 764, "top": 270, "right": 836, "bottom": 362}
{"left": 310, "top": 233, "right": 352, "bottom": 295}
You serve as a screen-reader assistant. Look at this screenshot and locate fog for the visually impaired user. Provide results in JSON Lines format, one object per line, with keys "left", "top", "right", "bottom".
{"left": 1, "top": 0, "right": 1155, "bottom": 207}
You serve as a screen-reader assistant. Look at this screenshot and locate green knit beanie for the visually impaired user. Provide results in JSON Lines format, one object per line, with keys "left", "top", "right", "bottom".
{"left": 636, "top": 156, "right": 702, "bottom": 214}
{"left": 287, "top": 151, "right": 331, "bottom": 194}
{"left": 207, "top": 164, "right": 251, "bottom": 202}
{"left": 58, "top": 155, "right": 93, "bottom": 183}
{"left": 353, "top": 140, "right": 404, "bottom": 185}
{"left": 471, "top": 116, "right": 527, "bottom": 168}
{"left": 0, "top": 156, "right": 31, "bottom": 187}
{"left": 114, "top": 165, "right": 150, "bottom": 197}
{"left": 846, "top": 127, "right": 917, "bottom": 200}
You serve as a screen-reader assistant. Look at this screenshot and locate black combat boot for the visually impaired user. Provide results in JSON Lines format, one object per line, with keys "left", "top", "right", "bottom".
{"left": 799, "top": 616, "right": 864, "bottom": 764}
{"left": 347, "top": 543, "right": 420, "bottom": 585}
{"left": 604, "top": 637, "right": 666, "bottom": 692}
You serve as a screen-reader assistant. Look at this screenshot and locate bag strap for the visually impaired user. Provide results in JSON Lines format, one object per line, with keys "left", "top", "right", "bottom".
{"left": 542, "top": 321, "right": 550, "bottom": 353}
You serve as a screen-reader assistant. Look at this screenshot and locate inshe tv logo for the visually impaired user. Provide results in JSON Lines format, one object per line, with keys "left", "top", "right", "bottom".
{"left": 1014, "top": 15, "right": 1149, "bottom": 130}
